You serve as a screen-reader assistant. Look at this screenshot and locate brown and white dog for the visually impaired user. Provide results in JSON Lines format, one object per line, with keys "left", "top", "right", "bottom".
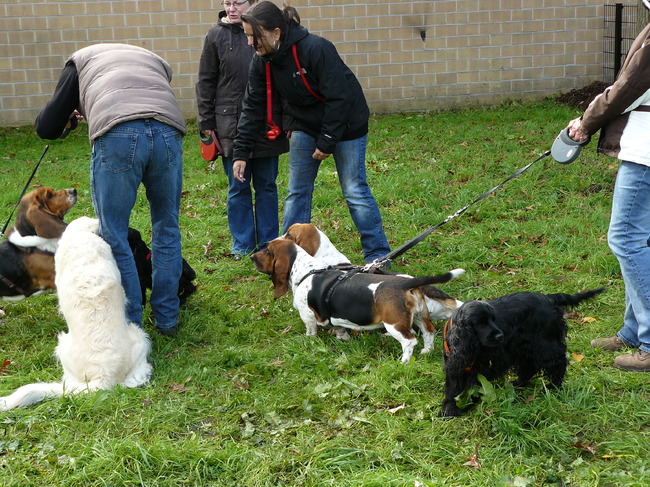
{"left": 0, "top": 186, "right": 197, "bottom": 305}
{"left": 281, "top": 223, "right": 464, "bottom": 322}
{"left": 252, "top": 238, "right": 464, "bottom": 363}
{"left": 0, "top": 217, "right": 152, "bottom": 411}
{"left": 1, "top": 186, "right": 77, "bottom": 300}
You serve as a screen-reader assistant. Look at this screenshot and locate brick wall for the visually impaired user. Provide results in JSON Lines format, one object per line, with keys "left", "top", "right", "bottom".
{"left": 1, "top": 0, "right": 607, "bottom": 126}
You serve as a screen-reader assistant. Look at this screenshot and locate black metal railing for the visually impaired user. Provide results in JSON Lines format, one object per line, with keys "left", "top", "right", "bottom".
{"left": 603, "top": 3, "right": 638, "bottom": 82}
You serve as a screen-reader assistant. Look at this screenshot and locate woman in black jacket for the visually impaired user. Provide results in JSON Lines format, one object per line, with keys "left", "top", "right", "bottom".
{"left": 196, "top": 0, "right": 288, "bottom": 260}
{"left": 233, "top": 2, "right": 390, "bottom": 263}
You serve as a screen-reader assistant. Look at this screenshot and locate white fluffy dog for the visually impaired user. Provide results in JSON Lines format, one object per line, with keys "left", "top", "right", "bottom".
{"left": 0, "top": 217, "right": 152, "bottom": 410}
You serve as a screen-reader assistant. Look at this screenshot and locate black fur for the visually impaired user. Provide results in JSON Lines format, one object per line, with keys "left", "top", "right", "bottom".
{"left": 440, "top": 288, "right": 605, "bottom": 417}
{"left": 127, "top": 228, "right": 197, "bottom": 306}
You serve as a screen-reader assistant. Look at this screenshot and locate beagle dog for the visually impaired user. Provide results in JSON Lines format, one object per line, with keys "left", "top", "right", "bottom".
{"left": 281, "top": 223, "right": 464, "bottom": 322}
{"left": 1, "top": 187, "right": 77, "bottom": 300}
{"left": 251, "top": 238, "right": 464, "bottom": 363}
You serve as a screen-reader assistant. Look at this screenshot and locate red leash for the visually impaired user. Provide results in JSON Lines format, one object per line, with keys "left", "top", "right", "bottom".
{"left": 291, "top": 44, "right": 324, "bottom": 102}
{"left": 265, "top": 64, "right": 281, "bottom": 140}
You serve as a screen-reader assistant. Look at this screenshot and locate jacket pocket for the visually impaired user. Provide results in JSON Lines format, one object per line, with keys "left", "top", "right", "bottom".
{"left": 215, "top": 104, "right": 240, "bottom": 139}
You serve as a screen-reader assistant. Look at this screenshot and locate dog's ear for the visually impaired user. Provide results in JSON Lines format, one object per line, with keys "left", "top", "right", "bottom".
{"left": 286, "top": 224, "right": 320, "bottom": 257}
{"left": 268, "top": 240, "right": 297, "bottom": 299}
{"left": 23, "top": 196, "right": 68, "bottom": 238}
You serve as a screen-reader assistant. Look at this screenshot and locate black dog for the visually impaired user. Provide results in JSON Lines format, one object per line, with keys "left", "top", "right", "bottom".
{"left": 127, "top": 228, "right": 197, "bottom": 306}
{"left": 440, "top": 288, "right": 605, "bottom": 417}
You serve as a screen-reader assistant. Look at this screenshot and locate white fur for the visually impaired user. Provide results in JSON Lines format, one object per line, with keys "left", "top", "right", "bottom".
{"left": 0, "top": 217, "right": 152, "bottom": 411}
{"left": 312, "top": 229, "right": 351, "bottom": 265}
{"left": 8, "top": 229, "right": 60, "bottom": 253}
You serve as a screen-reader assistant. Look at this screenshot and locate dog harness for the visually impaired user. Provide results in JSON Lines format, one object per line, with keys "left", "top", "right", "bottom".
{"left": 443, "top": 318, "right": 475, "bottom": 373}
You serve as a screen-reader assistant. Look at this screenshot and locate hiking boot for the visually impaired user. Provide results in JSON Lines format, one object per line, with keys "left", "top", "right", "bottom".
{"left": 613, "top": 350, "right": 650, "bottom": 372}
{"left": 590, "top": 336, "right": 626, "bottom": 352}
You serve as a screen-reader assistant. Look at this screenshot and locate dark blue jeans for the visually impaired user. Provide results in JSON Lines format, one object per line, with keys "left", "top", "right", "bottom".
{"left": 222, "top": 155, "right": 279, "bottom": 255}
{"left": 282, "top": 131, "right": 390, "bottom": 263}
{"left": 91, "top": 118, "right": 183, "bottom": 329}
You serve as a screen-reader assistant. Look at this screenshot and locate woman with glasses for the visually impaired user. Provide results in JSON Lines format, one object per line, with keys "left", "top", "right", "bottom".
{"left": 232, "top": 2, "right": 390, "bottom": 264}
{"left": 196, "top": 0, "right": 288, "bottom": 260}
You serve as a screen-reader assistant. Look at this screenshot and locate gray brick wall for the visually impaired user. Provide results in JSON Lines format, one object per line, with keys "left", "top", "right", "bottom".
{"left": 1, "top": 0, "right": 606, "bottom": 126}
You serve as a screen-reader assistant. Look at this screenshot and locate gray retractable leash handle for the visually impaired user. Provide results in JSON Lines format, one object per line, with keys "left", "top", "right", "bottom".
{"left": 551, "top": 128, "right": 591, "bottom": 164}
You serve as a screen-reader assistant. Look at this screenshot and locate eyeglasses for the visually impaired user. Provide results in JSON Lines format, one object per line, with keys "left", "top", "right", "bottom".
{"left": 222, "top": 0, "right": 248, "bottom": 9}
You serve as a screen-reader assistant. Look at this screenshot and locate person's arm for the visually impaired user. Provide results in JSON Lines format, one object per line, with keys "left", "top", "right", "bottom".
{"left": 233, "top": 57, "right": 267, "bottom": 163}
{"left": 196, "top": 33, "right": 220, "bottom": 134}
{"left": 580, "top": 25, "right": 650, "bottom": 135}
{"left": 35, "top": 62, "right": 80, "bottom": 140}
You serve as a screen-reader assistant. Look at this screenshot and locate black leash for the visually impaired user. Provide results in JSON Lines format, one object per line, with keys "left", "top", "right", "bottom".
{"left": 365, "top": 149, "right": 552, "bottom": 271}
{"left": 1, "top": 145, "right": 49, "bottom": 239}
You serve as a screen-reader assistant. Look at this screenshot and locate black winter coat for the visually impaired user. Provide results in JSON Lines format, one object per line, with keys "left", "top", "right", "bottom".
{"left": 196, "top": 14, "right": 288, "bottom": 158}
{"left": 233, "top": 23, "right": 369, "bottom": 162}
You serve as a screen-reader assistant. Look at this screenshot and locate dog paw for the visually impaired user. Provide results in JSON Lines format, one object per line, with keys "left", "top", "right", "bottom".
{"left": 438, "top": 404, "right": 462, "bottom": 417}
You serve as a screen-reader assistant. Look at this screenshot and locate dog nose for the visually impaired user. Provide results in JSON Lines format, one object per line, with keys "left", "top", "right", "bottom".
{"left": 69, "top": 188, "right": 77, "bottom": 196}
{"left": 490, "top": 329, "right": 504, "bottom": 343}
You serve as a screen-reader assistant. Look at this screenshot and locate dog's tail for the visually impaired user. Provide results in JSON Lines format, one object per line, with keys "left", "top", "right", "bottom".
{"left": 545, "top": 287, "right": 606, "bottom": 307}
{"left": 399, "top": 268, "right": 465, "bottom": 290}
{"left": 0, "top": 382, "right": 65, "bottom": 411}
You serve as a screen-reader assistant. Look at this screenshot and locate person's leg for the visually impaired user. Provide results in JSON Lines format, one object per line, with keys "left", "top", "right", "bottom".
{"left": 250, "top": 155, "right": 279, "bottom": 249}
{"left": 142, "top": 119, "right": 183, "bottom": 332}
{"left": 222, "top": 156, "right": 256, "bottom": 255}
{"left": 332, "top": 135, "right": 390, "bottom": 263}
{"left": 607, "top": 161, "right": 650, "bottom": 355}
{"left": 282, "top": 131, "right": 321, "bottom": 233}
{"left": 90, "top": 120, "right": 146, "bottom": 325}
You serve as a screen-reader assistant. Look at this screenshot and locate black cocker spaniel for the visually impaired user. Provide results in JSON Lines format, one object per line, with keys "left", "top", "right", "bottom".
{"left": 440, "top": 287, "right": 605, "bottom": 417}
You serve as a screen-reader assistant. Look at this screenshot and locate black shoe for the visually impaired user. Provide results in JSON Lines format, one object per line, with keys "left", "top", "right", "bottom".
{"left": 156, "top": 322, "right": 179, "bottom": 337}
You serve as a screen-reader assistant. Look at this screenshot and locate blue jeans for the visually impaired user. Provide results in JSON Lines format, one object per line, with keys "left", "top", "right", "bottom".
{"left": 91, "top": 118, "right": 183, "bottom": 329}
{"left": 282, "top": 131, "right": 390, "bottom": 263}
{"left": 222, "top": 155, "right": 279, "bottom": 254}
{"left": 608, "top": 161, "right": 650, "bottom": 353}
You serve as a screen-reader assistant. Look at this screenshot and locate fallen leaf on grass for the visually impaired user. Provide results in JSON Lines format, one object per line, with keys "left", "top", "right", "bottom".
{"left": 165, "top": 349, "right": 179, "bottom": 359}
{"left": 571, "top": 352, "right": 585, "bottom": 363}
{"left": 202, "top": 240, "right": 214, "bottom": 255}
{"left": 581, "top": 316, "right": 597, "bottom": 324}
{"left": 463, "top": 444, "right": 481, "bottom": 469}
{"left": 167, "top": 377, "right": 192, "bottom": 393}
{"left": 387, "top": 404, "right": 405, "bottom": 414}
{"left": 0, "top": 359, "right": 11, "bottom": 375}
{"left": 571, "top": 441, "right": 602, "bottom": 455}
{"left": 282, "top": 326, "right": 292, "bottom": 334}
{"left": 233, "top": 379, "right": 249, "bottom": 390}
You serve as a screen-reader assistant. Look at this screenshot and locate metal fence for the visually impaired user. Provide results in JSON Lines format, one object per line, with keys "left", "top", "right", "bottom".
{"left": 603, "top": 3, "right": 639, "bottom": 82}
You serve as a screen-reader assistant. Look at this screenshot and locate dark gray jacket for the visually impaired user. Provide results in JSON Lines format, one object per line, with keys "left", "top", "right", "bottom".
{"left": 196, "top": 14, "right": 288, "bottom": 158}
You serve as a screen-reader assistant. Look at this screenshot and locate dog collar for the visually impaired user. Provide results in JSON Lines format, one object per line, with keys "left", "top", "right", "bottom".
{"left": 443, "top": 317, "right": 475, "bottom": 373}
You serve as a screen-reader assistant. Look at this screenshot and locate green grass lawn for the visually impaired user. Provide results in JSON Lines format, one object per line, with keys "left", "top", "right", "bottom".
{"left": 1, "top": 99, "right": 648, "bottom": 486}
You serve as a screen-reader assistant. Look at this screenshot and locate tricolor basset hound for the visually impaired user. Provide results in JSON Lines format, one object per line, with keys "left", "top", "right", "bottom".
{"left": 251, "top": 238, "right": 465, "bottom": 363}
{"left": 281, "top": 223, "right": 464, "bottom": 322}
{"left": 1, "top": 186, "right": 77, "bottom": 300}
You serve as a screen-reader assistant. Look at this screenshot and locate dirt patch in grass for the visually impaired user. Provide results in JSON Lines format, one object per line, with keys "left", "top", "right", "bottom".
{"left": 554, "top": 81, "right": 609, "bottom": 110}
